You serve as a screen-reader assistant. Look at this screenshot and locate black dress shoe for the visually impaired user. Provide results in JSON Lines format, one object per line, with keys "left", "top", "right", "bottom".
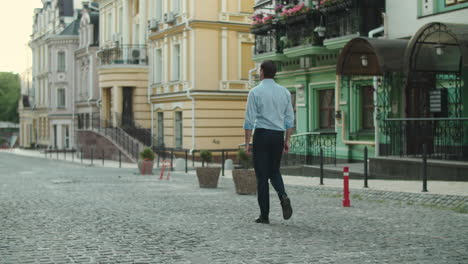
{"left": 280, "top": 196, "right": 293, "bottom": 220}
{"left": 255, "top": 216, "right": 270, "bottom": 224}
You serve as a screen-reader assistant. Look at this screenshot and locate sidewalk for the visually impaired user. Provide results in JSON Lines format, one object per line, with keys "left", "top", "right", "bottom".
{"left": 3, "top": 148, "right": 468, "bottom": 197}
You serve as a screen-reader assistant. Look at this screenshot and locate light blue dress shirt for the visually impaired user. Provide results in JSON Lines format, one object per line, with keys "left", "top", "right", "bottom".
{"left": 243, "top": 79, "right": 295, "bottom": 131}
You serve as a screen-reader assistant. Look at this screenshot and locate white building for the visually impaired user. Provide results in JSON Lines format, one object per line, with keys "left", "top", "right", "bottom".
{"left": 386, "top": 0, "right": 468, "bottom": 39}
{"left": 21, "top": 0, "right": 76, "bottom": 148}
{"left": 75, "top": 2, "right": 100, "bottom": 130}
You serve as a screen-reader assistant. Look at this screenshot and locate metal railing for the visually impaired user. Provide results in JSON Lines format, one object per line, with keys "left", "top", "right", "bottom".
{"left": 254, "top": 32, "right": 282, "bottom": 55}
{"left": 98, "top": 44, "right": 148, "bottom": 66}
{"left": 282, "top": 131, "right": 337, "bottom": 166}
{"left": 380, "top": 118, "right": 468, "bottom": 161}
{"left": 75, "top": 115, "right": 141, "bottom": 161}
{"left": 115, "top": 113, "right": 152, "bottom": 147}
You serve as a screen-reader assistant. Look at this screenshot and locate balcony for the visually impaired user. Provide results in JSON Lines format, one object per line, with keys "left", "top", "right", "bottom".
{"left": 98, "top": 45, "right": 148, "bottom": 66}
{"left": 322, "top": 0, "right": 384, "bottom": 49}
{"left": 251, "top": 0, "right": 384, "bottom": 59}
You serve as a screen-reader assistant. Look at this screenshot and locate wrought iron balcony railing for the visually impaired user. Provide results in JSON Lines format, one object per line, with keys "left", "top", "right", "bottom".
{"left": 282, "top": 131, "right": 337, "bottom": 166}
{"left": 380, "top": 118, "right": 468, "bottom": 161}
{"left": 254, "top": 32, "right": 283, "bottom": 55}
{"left": 252, "top": 0, "right": 384, "bottom": 55}
{"left": 98, "top": 45, "right": 148, "bottom": 66}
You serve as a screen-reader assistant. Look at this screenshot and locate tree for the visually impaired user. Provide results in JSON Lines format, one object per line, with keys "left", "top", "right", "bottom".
{"left": 0, "top": 72, "right": 21, "bottom": 123}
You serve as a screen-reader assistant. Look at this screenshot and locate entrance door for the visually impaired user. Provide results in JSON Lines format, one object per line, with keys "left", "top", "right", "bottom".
{"left": 405, "top": 72, "right": 435, "bottom": 155}
{"left": 122, "top": 87, "right": 133, "bottom": 127}
{"left": 53, "top": 125, "right": 57, "bottom": 149}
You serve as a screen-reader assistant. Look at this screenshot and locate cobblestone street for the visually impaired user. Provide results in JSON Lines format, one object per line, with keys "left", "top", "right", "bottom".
{"left": 1, "top": 153, "right": 467, "bottom": 264}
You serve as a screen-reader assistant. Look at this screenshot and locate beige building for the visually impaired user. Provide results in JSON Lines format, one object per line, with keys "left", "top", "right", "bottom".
{"left": 93, "top": 0, "right": 151, "bottom": 130}
{"left": 148, "top": 0, "right": 255, "bottom": 151}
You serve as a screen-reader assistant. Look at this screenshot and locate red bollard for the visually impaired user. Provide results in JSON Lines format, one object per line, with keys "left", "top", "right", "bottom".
{"left": 159, "top": 160, "right": 171, "bottom": 180}
{"left": 342, "top": 166, "right": 351, "bottom": 207}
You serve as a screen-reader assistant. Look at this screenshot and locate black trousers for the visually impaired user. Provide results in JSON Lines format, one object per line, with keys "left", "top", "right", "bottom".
{"left": 253, "top": 128, "right": 287, "bottom": 217}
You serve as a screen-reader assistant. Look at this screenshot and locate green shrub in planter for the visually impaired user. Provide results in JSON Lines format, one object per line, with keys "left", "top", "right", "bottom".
{"left": 139, "top": 147, "right": 155, "bottom": 161}
{"left": 196, "top": 150, "right": 220, "bottom": 188}
{"left": 200, "top": 150, "right": 212, "bottom": 166}
{"left": 233, "top": 149, "right": 256, "bottom": 195}
{"left": 139, "top": 147, "right": 155, "bottom": 175}
{"left": 237, "top": 149, "right": 252, "bottom": 169}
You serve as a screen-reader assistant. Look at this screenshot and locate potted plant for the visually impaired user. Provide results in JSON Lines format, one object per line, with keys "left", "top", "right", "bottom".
{"left": 195, "top": 150, "right": 221, "bottom": 188}
{"left": 319, "top": 0, "right": 352, "bottom": 13}
{"left": 138, "top": 147, "right": 155, "bottom": 175}
{"left": 232, "top": 149, "right": 257, "bottom": 195}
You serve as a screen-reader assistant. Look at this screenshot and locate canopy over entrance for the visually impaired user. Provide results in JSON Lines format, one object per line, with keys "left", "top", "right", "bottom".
{"left": 337, "top": 37, "right": 408, "bottom": 76}
{"left": 404, "top": 22, "right": 468, "bottom": 74}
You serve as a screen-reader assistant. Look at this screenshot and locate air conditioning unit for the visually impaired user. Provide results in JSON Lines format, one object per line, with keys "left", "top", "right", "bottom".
{"left": 149, "top": 19, "right": 159, "bottom": 30}
{"left": 164, "top": 12, "right": 176, "bottom": 24}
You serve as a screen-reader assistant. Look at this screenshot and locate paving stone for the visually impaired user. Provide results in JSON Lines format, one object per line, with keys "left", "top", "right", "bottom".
{"left": 0, "top": 153, "right": 466, "bottom": 263}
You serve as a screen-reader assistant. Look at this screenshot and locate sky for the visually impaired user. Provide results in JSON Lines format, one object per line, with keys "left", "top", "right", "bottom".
{"left": 0, "top": 0, "right": 41, "bottom": 75}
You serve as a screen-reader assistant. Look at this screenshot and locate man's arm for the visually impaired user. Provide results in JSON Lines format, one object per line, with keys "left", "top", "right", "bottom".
{"left": 284, "top": 92, "right": 295, "bottom": 153}
{"left": 243, "top": 91, "right": 257, "bottom": 154}
{"left": 283, "top": 128, "right": 294, "bottom": 154}
{"left": 244, "top": 129, "right": 253, "bottom": 154}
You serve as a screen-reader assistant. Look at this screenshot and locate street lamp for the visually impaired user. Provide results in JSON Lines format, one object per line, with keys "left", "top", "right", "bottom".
{"left": 361, "top": 55, "right": 368, "bottom": 67}
{"left": 434, "top": 44, "right": 445, "bottom": 56}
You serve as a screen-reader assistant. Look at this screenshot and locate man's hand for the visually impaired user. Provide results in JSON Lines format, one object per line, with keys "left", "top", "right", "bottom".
{"left": 245, "top": 144, "right": 252, "bottom": 155}
{"left": 283, "top": 141, "right": 290, "bottom": 154}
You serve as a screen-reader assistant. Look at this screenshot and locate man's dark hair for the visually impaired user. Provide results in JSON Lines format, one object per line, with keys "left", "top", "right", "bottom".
{"left": 261, "top": 60, "right": 277, "bottom": 79}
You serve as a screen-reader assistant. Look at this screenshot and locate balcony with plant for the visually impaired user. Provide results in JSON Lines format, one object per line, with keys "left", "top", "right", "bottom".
{"left": 317, "top": 0, "right": 385, "bottom": 49}
{"left": 252, "top": 2, "right": 325, "bottom": 60}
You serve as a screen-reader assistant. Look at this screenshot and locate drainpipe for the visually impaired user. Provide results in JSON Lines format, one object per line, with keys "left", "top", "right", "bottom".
{"left": 185, "top": 10, "right": 196, "bottom": 154}
{"left": 368, "top": 25, "right": 385, "bottom": 156}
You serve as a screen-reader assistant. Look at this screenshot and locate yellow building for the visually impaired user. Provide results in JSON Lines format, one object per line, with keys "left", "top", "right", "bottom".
{"left": 148, "top": 0, "right": 255, "bottom": 151}
{"left": 94, "top": 0, "right": 151, "bottom": 130}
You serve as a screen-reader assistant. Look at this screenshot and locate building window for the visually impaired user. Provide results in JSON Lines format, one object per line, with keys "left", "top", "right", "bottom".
{"left": 57, "top": 51, "right": 65, "bottom": 72}
{"left": 154, "top": 49, "right": 162, "bottom": 84}
{"left": 172, "top": 44, "right": 180, "bottom": 81}
{"left": 174, "top": 111, "right": 183, "bottom": 149}
{"left": 361, "top": 86, "right": 375, "bottom": 130}
{"left": 53, "top": 125, "right": 57, "bottom": 148}
{"left": 319, "top": 89, "right": 335, "bottom": 130}
{"left": 157, "top": 112, "right": 164, "bottom": 147}
{"left": 57, "top": 88, "right": 66, "bottom": 108}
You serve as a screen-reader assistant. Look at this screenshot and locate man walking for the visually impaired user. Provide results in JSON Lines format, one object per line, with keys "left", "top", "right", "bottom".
{"left": 244, "top": 60, "right": 295, "bottom": 224}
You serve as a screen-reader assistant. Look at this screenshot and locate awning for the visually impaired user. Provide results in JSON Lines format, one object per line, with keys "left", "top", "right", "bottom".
{"left": 337, "top": 37, "right": 408, "bottom": 76}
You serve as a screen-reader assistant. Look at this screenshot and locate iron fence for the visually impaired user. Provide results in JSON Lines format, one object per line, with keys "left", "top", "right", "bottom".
{"left": 98, "top": 44, "right": 148, "bottom": 66}
{"left": 75, "top": 115, "right": 141, "bottom": 161}
{"left": 282, "top": 132, "right": 337, "bottom": 166}
{"left": 380, "top": 118, "right": 468, "bottom": 161}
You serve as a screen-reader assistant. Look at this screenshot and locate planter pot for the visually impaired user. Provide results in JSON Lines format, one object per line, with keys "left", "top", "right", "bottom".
{"left": 251, "top": 24, "right": 273, "bottom": 35}
{"left": 138, "top": 160, "right": 154, "bottom": 175}
{"left": 321, "top": 0, "right": 352, "bottom": 13}
{"left": 232, "top": 169, "right": 257, "bottom": 195}
{"left": 196, "top": 167, "right": 221, "bottom": 188}
{"left": 286, "top": 14, "right": 307, "bottom": 25}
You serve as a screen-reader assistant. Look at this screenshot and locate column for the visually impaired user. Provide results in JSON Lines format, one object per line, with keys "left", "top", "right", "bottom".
{"left": 221, "top": 28, "right": 228, "bottom": 81}
{"left": 57, "top": 124, "right": 63, "bottom": 149}
{"left": 182, "top": 31, "right": 188, "bottom": 82}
